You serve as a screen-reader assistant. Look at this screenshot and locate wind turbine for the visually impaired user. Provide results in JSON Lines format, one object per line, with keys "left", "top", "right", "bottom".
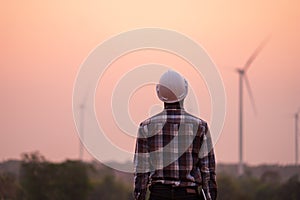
{"left": 236, "top": 36, "right": 270, "bottom": 176}
{"left": 294, "top": 109, "right": 300, "bottom": 165}
{"left": 78, "top": 90, "right": 90, "bottom": 161}
{"left": 79, "top": 102, "right": 85, "bottom": 160}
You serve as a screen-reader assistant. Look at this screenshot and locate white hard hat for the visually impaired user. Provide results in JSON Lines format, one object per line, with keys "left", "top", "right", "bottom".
{"left": 156, "top": 70, "right": 188, "bottom": 103}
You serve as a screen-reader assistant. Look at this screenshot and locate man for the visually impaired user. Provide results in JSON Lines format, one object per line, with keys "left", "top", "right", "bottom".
{"left": 134, "top": 70, "right": 217, "bottom": 200}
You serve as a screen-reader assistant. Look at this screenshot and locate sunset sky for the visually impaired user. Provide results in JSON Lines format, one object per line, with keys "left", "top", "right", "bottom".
{"left": 1, "top": 0, "right": 300, "bottom": 166}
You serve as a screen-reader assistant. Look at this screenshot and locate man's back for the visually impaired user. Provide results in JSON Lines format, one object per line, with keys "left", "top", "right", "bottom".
{"left": 133, "top": 70, "right": 217, "bottom": 200}
{"left": 134, "top": 103, "right": 217, "bottom": 200}
{"left": 140, "top": 104, "right": 207, "bottom": 185}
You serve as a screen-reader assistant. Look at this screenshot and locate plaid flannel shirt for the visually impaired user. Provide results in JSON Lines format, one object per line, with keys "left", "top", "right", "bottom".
{"left": 134, "top": 104, "right": 217, "bottom": 200}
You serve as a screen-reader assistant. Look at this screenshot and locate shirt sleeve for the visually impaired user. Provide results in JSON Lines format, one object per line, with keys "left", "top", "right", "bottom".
{"left": 133, "top": 124, "right": 150, "bottom": 200}
{"left": 199, "top": 126, "right": 217, "bottom": 200}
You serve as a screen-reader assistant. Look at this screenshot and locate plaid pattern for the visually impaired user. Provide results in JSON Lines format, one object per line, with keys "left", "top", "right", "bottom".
{"left": 134, "top": 104, "right": 217, "bottom": 200}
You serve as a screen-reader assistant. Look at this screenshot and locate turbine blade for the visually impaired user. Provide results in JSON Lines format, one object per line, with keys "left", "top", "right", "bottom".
{"left": 243, "top": 35, "right": 271, "bottom": 72}
{"left": 81, "top": 89, "right": 91, "bottom": 105}
{"left": 244, "top": 74, "right": 257, "bottom": 115}
{"left": 79, "top": 87, "right": 94, "bottom": 119}
{"left": 79, "top": 85, "right": 94, "bottom": 111}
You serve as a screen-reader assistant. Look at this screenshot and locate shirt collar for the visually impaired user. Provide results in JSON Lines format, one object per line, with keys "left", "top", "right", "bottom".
{"left": 164, "top": 102, "right": 184, "bottom": 110}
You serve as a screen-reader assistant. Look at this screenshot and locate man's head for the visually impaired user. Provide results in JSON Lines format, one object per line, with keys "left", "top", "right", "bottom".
{"left": 156, "top": 70, "right": 188, "bottom": 103}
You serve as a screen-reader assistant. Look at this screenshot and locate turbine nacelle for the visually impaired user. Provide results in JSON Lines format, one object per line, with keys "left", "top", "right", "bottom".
{"left": 236, "top": 68, "right": 245, "bottom": 75}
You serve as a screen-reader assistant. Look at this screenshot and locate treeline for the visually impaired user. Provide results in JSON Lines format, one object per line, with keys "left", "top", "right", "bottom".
{"left": 1, "top": 152, "right": 300, "bottom": 199}
{"left": 218, "top": 173, "right": 300, "bottom": 200}
{"left": 0, "top": 152, "right": 133, "bottom": 200}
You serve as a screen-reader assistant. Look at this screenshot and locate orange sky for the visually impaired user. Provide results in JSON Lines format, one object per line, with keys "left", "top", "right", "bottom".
{"left": 1, "top": 0, "right": 300, "bottom": 165}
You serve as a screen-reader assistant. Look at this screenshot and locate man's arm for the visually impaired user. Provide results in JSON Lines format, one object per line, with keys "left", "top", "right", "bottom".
{"left": 133, "top": 124, "right": 150, "bottom": 200}
{"left": 199, "top": 127, "right": 217, "bottom": 200}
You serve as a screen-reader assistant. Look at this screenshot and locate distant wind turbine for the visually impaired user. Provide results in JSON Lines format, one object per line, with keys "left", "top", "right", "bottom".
{"left": 78, "top": 90, "right": 90, "bottom": 161}
{"left": 236, "top": 36, "right": 271, "bottom": 176}
{"left": 295, "top": 109, "right": 300, "bottom": 165}
{"left": 79, "top": 103, "right": 85, "bottom": 160}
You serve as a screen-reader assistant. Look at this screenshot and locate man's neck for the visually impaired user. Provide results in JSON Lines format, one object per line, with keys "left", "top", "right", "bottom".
{"left": 164, "top": 101, "right": 184, "bottom": 110}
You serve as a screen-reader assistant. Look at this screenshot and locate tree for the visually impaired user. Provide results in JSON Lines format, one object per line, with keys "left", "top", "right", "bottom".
{"left": 260, "top": 170, "right": 281, "bottom": 184}
{"left": 277, "top": 175, "right": 300, "bottom": 200}
{"left": 19, "top": 152, "right": 90, "bottom": 200}
{"left": 0, "top": 172, "right": 19, "bottom": 199}
{"left": 217, "top": 174, "right": 244, "bottom": 200}
{"left": 88, "top": 175, "right": 133, "bottom": 200}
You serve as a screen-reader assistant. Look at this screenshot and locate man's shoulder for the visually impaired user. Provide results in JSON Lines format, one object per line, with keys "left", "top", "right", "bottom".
{"left": 182, "top": 111, "right": 208, "bottom": 126}
{"left": 139, "top": 112, "right": 164, "bottom": 127}
{"left": 139, "top": 110, "right": 207, "bottom": 127}
{"left": 140, "top": 118, "right": 151, "bottom": 127}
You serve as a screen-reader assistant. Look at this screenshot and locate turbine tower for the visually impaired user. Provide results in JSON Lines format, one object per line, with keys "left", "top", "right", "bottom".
{"left": 78, "top": 91, "right": 89, "bottom": 161}
{"left": 79, "top": 102, "right": 85, "bottom": 160}
{"left": 236, "top": 36, "right": 270, "bottom": 176}
{"left": 295, "top": 109, "right": 299, "bottom": 165}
